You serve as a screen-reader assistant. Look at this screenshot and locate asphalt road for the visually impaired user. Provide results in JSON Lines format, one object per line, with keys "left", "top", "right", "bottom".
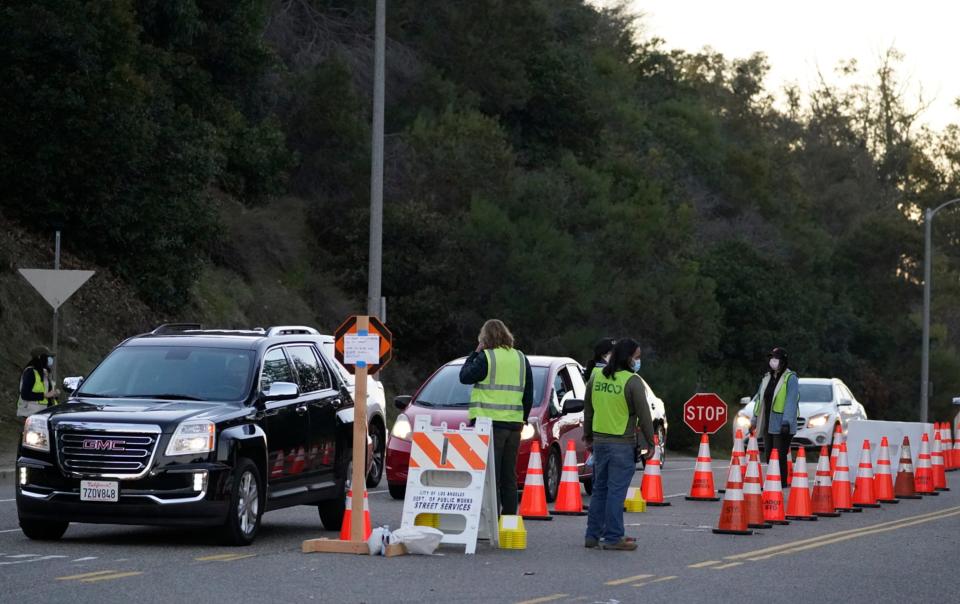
{"left": 1, "top": 454, "right": 956, "bottom": 604}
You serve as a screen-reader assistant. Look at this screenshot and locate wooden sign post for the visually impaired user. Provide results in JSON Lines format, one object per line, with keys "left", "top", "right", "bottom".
{"left": 303, "top": 314, "right": 393, "bottom": 555}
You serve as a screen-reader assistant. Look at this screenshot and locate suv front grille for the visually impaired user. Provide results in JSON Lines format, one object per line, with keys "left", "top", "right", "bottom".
{"left": 58, "top": 430, "right": 159, "bottom": 478}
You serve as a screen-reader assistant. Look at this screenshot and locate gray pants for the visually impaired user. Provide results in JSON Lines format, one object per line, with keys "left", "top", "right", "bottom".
{"left": 492, "top": 426, "right": 520, "bottom": 515}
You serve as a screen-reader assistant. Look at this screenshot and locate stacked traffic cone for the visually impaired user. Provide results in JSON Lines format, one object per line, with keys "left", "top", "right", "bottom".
{"left": 712, "top": 457, "right": 753, "bottom": 535}
{"left": 852, "top": 440, "right": 880, "bottom": 508}
{"left": 414, "top": 513, "right": 441, "bottom": 529}
{"left": 812, "top": 446, "right": 840, "bottom": 517}
{"left": 743, "top": 449, "right": 771, "bottom": 528}
{"left": 915, "top": 433, "right": 937, "bottom": 496}
{"left": 270, "top": 451, "right": 284, "bottom": 479}
{"left": 686, "top": 433, "right": 720, "bottom": 501}
{"left": 747, "top": 433, "right": 763, "bottom": 483}
{"left": 785, "top": 448, "right": 817, "bottom": 521}
{"left": 894, "top": 436, "right": 921, "bottom": 499}
{"left": 719, "top": 430, "right": 745, "bottom": 494}
{"left": 874, "top": 437, "right": 899, "bottom": 504}
{"left": 762, "top": 449, "right": 789, "bottom": 525}
{"left": 829, "top": 424, "right": 843, "bottom": 474}
{"left": 932, "top": 427, "right": 949, "bottom": 491}
{"left": 498, "top": 515, "right": 527, "bottom": 550}
{"left": 624, "top": 487, "right": 647, "bottom": 513}
{"left": 832, "top": 442, "right": 861, "bottom": 513}
{"left": 641, "top": 434, "right": 670, "bottom": 506}
{"left": 552, "top": 440, "right": 587, "bottom": 515}
{"left": 340, "top": 489, "right": 372, "bottom": 541}
{"left": 519, "top": 441, "right": 553, "bottom": 520}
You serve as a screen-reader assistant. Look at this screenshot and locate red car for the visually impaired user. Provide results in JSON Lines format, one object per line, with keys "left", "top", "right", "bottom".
{"left": 386, "top": 356, "right": 592, "bottom": 501}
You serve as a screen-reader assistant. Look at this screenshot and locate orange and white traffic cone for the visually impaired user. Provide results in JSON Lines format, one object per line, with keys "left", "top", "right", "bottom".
{"left": 719, "top": 429, "right": 745, "bottom": 494}
{"left": 829, "top": 424, "right": 843, "bottom": 474}
{"left": 744, "top": 449, "right": 771, "bottom": 528}
{"left": 932, "top": 427, "right": 949, "bottom": 491}
{"left": 641, "top": 434, "right": 670, "bottom": 506}
{"left": 785, "top": 448, "right": 817, "bottom": 521}
{"left": 894, "top": 436, "right": 921, "bottom": 499}
{"left": 950, "top": 422, "right": 960, "bottom": 472}
{"left": 943, "top": 422, "right": 957, "bottom": 471}
{"left": 852, "top": 440, "right": 880, "bottom": 508}
{"left": 811, "top": 446, "right": 839, "bottom": 517}
{"left": 915, "top": 433, "right": 937, "bottom": 496}
{"left": 787, "top": 451, "right": 794, "bottom": 485}
{"left": 874, "top": 437, "right": 899, "bottom": 504}
{"left": 552, "top": 440, "right": 586, "bottom": 516}
{"left": 340, "top": 489, "right": 372, "bottom": 541}
{"left": 686, "top": 433, "right": 720, "bottom": 501}
{"left": 832, "top": 442, "right": 861, "bottom": 513}
{"left": 712, "top": 457, "right": 753, "bottom": 535}
{"left": 762, "top": 449, "right": 789, "bottom": 525}
{"left": 747, "top": 432, "right": 763, "bottom": 484}
{"left": 519, "top": 441, "right": 552, "bottom": 520}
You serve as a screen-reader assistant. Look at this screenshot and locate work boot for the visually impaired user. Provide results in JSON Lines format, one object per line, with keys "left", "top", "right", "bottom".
{"left": 600, "top": 538, "right": 638, "bottom": 551}
{"left": 584, "top": 537, "right": 599, "bottom": 548}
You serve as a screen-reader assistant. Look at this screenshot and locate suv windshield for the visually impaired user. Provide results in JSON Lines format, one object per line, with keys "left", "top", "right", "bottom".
{"left": 414, "top": 364, "right": 548, "bottom": 408}
{"left": 799, "top": 383, "right": 834, "bottom": 403}
{"left": 78, "top": 346, "right": 255, "bottom": 403}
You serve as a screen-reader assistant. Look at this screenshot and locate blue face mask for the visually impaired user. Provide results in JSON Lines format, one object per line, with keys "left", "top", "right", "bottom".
{"left": 631, "top": 359, "right": 642, "bottom": 372}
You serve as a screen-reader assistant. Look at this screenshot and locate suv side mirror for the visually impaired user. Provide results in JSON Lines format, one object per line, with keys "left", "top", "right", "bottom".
{"left": 740, "top": 397, "right": 752, "bottom": 406}
{"left": 262, "top": 381, "right": 299, "bottom": 402}
{"left": 63, "top": 376, "right": 83, "bottom": 393}
{"left": 562, "top": 398, "right": 584, "bottom": 415}
{"left": 394, "top": 395, "right": 411, "bottom": 410}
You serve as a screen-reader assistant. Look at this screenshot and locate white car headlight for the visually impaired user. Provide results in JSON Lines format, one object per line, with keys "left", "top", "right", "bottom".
{"left": 735, "top": 415, "right": 752, "bottom": 430}
{"left": 391, "top": 414, "right": 412, "bottom": 440}
{"left": 165, "top": 420, "right": 215, "bottom": 456}
{"left": 520, "top": 423, "right": 536, "bottom": 441}
{"left": 22, "top": 416, "right": 50, "bottom": 452}
{"left": 806, "top": 414, "right": 830, "bottom": 429}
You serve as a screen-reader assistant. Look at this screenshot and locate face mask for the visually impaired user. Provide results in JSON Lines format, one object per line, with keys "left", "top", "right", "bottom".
{"left": 769, "top": 358, "right": 780, "bottom": 371}
{"left": 632, "top": 359, "right": 642, "bottom": 372}
{"left": 46, "top": 357, "right": 54, "bottom": 369}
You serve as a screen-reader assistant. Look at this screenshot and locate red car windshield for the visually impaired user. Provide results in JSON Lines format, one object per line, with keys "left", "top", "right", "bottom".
{"left": 413, "top": 364, "right": 548, "bottom": 408}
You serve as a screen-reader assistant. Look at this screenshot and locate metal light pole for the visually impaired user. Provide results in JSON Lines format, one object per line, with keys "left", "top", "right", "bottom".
{"left": 366, "top": 0, "right": 386, "bottom": 320}
{"left": 52, "top": 230, "right": 61, "bottom": 384}
{"left": 921, "top": 197, "right": 960, "bottom": 423}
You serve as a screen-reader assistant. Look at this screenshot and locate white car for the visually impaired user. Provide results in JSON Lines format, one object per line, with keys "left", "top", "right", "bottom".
{"left": 733, "top": 377, "right": 867, "bottom": 450}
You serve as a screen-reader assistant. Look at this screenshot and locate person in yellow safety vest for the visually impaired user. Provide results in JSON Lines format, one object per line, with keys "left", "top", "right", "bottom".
{"left": 582, "top": 337, "right": 615, "bottom": 383}
{"left": 750, "top": 347, "right": 799, "bottom": 487}
{"left": 583, "top": 338, "right": 654, "bottom": 551}
{"left": 459, "top": 319, "right": 533, "bottom": 516}
{"left": 17, "top": 345, "right": 60, "bottom": 418}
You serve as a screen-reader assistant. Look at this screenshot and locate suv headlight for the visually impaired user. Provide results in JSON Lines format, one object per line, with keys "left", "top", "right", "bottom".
{"left": 22, "top": 416, "right": 50, "bottom": 452}
{"left": 735, "top": 415, "right": 752, "bottom": 430}
{"left": 166, "top": 420, "right": 216, "bottom": 456}
{"left": 391, "top": 414, "right": 412, "bottom": 441}
{"left": 806, "top": 413, "right": 830, "bottom": 429}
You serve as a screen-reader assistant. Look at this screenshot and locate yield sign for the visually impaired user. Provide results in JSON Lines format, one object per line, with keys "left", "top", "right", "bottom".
{"left": 19, "top": 269, "right": 95, "bottom": 310}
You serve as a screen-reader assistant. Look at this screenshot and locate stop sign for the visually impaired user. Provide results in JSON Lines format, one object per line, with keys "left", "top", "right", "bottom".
{"left": 683, "top": 393, "right": 728, "bottom": 434}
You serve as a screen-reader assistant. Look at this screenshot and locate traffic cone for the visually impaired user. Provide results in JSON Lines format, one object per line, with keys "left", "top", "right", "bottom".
{"left": 624, "top": 487, "right": 647, "bottom": 513}
{"left": 894, "top": 436, "right": 921, "bottom": 499}
{"left": 340, "top": 489, "right": 371, "bottom": 541}
{"left": 951, "top": 422, "right": 960, "bottom": 471}
{"left": 519, "top": 441, "right": 553, "bottom": 520}
{"left": 915, "top": 433, "right": 937, "bottom": 496}
{"left": 747, "top": 432, "right": 763, "bottom": 483}
{"left": 744, "top": 449, "right": 771, "bottom": 528}
{"left": 943, "top": 423, "right": 956, "bottom": 471}
{"left": 832, "top": 442, "right": 861, "bottom": 513}
{"left": 785, "top": 448, "right": 817, "bottom": 521}
{"left": 762, "top": 449, "right": 789, "bottom": 525}
{"left": 552, "top": 440, "right": 587, "bottom": 516}
{"left": 787, "top": 451, "right": 794, "bottom": 485}
{"left": 932, "top": 427, "right": 949, "bottom": 491}
{"left": 712, "top": 457, "right": 753, "bottom": 535}
{"left": 686, "top": 433, "right": 720, "bottom": 501}
{"left": 829, "top": 423, "right": 843, "bottom": 474}
{"left": 852, "top": 440, "right": 881, "bottom": 508}
{"left": 874, "top": 437, "right": 899, "bottom": 504}
{"left": 811, "top": 446, "right": 840, "bottom": 517}
{"left": 719, "top": 429, "right": 745, "bottom": 494}
{"left": 270, "top": 450, "right": 284, "bottom": 479}
{"left": 641, "top": 434, "right": 670, "bottom": 506}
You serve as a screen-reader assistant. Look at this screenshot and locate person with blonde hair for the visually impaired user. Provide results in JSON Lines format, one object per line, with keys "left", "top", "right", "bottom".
{"left": 459, "top": 319, "right": 533, "bottom": 515}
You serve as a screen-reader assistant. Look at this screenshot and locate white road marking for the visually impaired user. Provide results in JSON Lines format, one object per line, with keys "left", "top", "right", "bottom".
{"left": 0, "top": 555, "right": 69, "bottom": 565}
{"left": 663, "top": 492, "right": 687, "bottom": 498}
{"left": 368, "top": 489, "right": 388, "bottom": 495}
{"left": 6, "top": 554, "right": 39, "bottom": 558}
{"left": 0, "top": 529, "right": 23, "bottom": 534}
{"left": 72, "top": 557, "right": 99, "bottom": 562}
{"left": 0, "top": 499, "right": 15, "bottom": 503}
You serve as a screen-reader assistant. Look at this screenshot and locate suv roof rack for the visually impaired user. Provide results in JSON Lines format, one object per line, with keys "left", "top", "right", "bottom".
{"left": 151, "top": 323, "right": 203, "bottom": 335}
{"left": 266, "top": 325, "right": 320, "bottom": 336}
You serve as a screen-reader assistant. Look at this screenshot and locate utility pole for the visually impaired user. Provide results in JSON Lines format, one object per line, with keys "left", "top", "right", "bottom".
{"left": 367, "top": 0, "right": 386, "bottom": 320}
{"left": 52, "top": 230, "right": 61, "bottom": 383}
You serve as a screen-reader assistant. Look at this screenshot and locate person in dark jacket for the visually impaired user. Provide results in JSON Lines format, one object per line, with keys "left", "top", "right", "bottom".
{"left": 17, "top": 345, "right": 59, "bottom": 418}
{"left": 583, "top": 337, "right": 615, "bottom": 382}
{"left": 750, "top": 347, "right": 800, "bottom": 486}
{"left": 459, "top": 319, "right": 534, "bottom": 515}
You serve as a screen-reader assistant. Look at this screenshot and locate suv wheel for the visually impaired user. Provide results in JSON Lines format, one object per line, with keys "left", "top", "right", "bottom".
{"left": 388, "top": 484, "right": 406, "bottom": 500}
{"left": 366, "top": 423, "right": 385, "bottom": 488}
{"left": 544, "top": 447, "right": 561, "bottom": 503}
{"left": 656, "top": 425, "right": 667, "bottom": 467}
{"left": 219, "top": 458, "right": 262, "bottom": 546}
{"left": 20, "top": 517, "right": 68, "bottom": 541}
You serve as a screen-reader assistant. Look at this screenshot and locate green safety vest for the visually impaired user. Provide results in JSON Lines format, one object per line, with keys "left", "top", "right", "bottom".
{"left": 469, "top": 348, "right": 526, "bottom": 423}
{"left": 754, "top": 370, "right": 795, "bottom": 416}
{"left": 591, "top": 369, "right": 635, "bottom": 435}
{"left": 17, "top": 369, "right": 57, "bottom": 408}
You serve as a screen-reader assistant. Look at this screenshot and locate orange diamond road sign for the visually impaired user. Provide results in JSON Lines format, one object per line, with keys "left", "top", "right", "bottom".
{"left": 334, "top": 315, "right": 392, "bottom": 375}
{"left": 683, "top": 393, "right": 728, "bottom": 434}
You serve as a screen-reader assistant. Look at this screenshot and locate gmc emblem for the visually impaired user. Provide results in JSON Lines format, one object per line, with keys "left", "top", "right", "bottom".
{"left": 82, "top": 439, "right": 123, "bottom": 451}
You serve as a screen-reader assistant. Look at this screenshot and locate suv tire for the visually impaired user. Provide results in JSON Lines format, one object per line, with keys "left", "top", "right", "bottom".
{"left": 219, "top": 458, "right": 262, "bottom": 546}
{"left": 20, "top": 518, "right": 68, "bottom": 541}
{"left": 318, "top": 497, "right": 345, "bottom": 530}
{"left": 388, "top": 484, "right": 405, "bottom": 500}
{"left": 545, "top": 447, "right": 562, "bottom": 503}
{"left": 366, "top": 423, "right": 385, "bottom": 488}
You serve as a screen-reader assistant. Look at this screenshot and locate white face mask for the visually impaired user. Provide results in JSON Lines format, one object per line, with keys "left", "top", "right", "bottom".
{"left": 769, "top": 358, "right": 780, "bottom": 371}
{"left": 46, "top": 357, "right": 54, "bottom": 369}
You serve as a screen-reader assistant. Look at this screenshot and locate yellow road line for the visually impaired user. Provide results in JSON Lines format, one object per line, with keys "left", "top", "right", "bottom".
{"left": 605, "top": 574, "right": 654, "bottom": 586}
{"left": 631, "top": 576, "right": 678, "bottom": 588}
{"left": 515, "top": 594, "right": 569, "bottom": 604}
{"left": 57, "top": 570, "right": 118, "bottom": 581}
{"left": 713, "top": 562, "right": 743, "bottom": 570}
{"left": 195, "top": 553, "right": 256, "bottom": 562}
{"left": 724, "top": 505, "right": 960, "bottom": 561}
{"left": 688, "top": 560, "right": 722, "bottom": 568}
{"left": 80, "top": 571, "right": 143, "bottom": 583}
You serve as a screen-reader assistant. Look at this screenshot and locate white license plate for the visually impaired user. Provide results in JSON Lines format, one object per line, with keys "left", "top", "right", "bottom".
{"left": 80, "top": 480, "right": 119, "bottom": 502}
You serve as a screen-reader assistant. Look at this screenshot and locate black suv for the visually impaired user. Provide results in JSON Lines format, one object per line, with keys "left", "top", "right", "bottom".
{"left": 16, "top": 324, "right": 374, "bottom": 545}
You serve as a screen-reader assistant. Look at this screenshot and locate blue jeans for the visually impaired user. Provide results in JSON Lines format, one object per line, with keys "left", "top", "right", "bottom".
{"left": 585, "top": 442, "right": 635, "bottom": 544}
